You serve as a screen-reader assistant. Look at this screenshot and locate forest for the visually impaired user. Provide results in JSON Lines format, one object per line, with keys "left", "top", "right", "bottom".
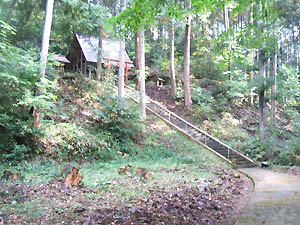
{"left": 0, "top": 0, "right": 300, "bottom": 224}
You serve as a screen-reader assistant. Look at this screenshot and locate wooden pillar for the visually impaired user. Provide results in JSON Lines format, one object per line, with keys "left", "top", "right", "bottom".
{"left": 80, "top": 50, "right": 83, "bottom": 74}
{"left": 125, "top": 62, "right": 129, "bottom": 85}
{"left": 88, "top": 62, "right": 92, "bottom": 79}
{"left": 76, "top": 52, "right": 79, "bottom": 72}
{"left": 107, "top": 59, "right": 111, "bottom": 79}
{"left": 84, "top": 59, "right": 87, "bottom": 76}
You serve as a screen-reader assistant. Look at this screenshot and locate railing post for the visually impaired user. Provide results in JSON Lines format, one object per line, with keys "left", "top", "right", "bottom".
{"left": 227, "top": 147, "right": 230, "bottom": 160}
{"left": 168, "top": 111, "right": 171, "bottom": 122}
{"left": 204, "top": 135, "right": 207, "bottom": 145}
{"left": 185, "top": 123, "right": 188, "bottom": 132}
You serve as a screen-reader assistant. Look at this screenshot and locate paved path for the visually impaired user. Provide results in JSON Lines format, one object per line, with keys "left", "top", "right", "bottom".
{"left": 236, "top": 168, "right": 300, "bottom": 225}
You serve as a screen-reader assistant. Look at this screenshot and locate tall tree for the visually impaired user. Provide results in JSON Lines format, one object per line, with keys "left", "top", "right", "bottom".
{"left": 271, "top": 52, "right": 277, "bottom": 122}
{"left": 183, "top": 0, "right": 192, "bottom": 109}
{"left": 6, "top": 0, "right": 18, "bottom": 24}
{"left": 223, "top": 4, "right": 232, "bottom": 79}
{"left": 169, "top": 18, "right": 176, "bottom": 97}
{"left": 40, "top": 0, "right": 54, "bottom": 77}
{"left": 248, "top": 3, "right": 255, "bottom": 106}
{"left": 114, "top": 0, "right": 163, "bottom": 119}
{"left": 138, "top": 25, "right": 146, "bottom": 120}
{"left": 118, "top": 0, "right": 127, "bottom": 100}
{"left": 258, "top": 50, "right": 266, "bottom": 139}
{"left": 96, "top": 26, "right": 103, "bottom": 80}
{"left": 135, "top": 32, "right": 140, "bottom": 70}
{"left": 34, "top": 0, "right": 54, "bottom": 127}
{"left": 248, "top": 71, "right": 254, "bottom": 105}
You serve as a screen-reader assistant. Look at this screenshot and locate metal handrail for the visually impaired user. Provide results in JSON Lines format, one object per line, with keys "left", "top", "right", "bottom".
{"left": 146, "top": 99, "right": 254, "bottom": 164}
{"left": 111, "top": 79, "right": 254, "bottom": 165}
{"left": 144, "top": 104, "right": 233, "bottom": 164}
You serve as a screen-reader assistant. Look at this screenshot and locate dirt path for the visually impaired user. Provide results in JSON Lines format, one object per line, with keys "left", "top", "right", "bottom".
{"left": 235, "top": 168, "right": 300, "bottom": 225}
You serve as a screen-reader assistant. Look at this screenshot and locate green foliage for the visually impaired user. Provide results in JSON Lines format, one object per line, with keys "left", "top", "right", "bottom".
{"left": 3, "top": 0, "right": 109, "bottom": 52}
{"left": 191, "top": 28, "right": 221, "bottom": 80}
{"left": 190, "top": 86, "right": 217, "bottom": 120}
{"left": 0, "top": 22, "right": 66, "bottom": 164}
{"left": 188, "top": 82, "right": 233, "bottom": 121}
{"left": 51, "top": 0, "right": 110, "bottom": 53}
{"left": 277, "top": 65, "right": 300, "bottom": 106}
{"left": 0, "top": 21, "right": 16, "bottom": 45}
{"left": 0, "top": 22, "right": 56, "bottom": 162}
{"left": 240, "top": 135, "right": 268, "bottom": 161}
{"left": 113, "top": 0, "right": 164, "bottom": 34}
{"left": 224, "top": 73, "right": 250, "bottom": 105}
{"left": 145, "top": 27, "right": 170, "bottom": 79}
{"left": 41, "top": 122, "right": 118, "bottom": 161}
{"left": 35, "top": 77, "right": 143, "bottom": 161}
{"left": 95, "top": 94, "right": 143, "bottom": 150}
{"left": 277, "top": 113, "right": 300, "bottom": 166}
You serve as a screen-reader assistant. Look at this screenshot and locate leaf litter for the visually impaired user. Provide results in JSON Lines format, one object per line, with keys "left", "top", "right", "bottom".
{"left": 0, "top": 166, "right": 252, "bottom": 225}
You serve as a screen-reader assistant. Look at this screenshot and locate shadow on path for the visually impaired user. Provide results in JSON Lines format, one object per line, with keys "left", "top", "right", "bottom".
{"left": 236, "top": 168, "right": 300, "bottom": 225}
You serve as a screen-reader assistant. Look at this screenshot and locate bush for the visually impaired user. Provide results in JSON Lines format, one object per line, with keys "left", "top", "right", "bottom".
{"left": 95, "top": 94, "right": 144, "bottom": 153}
{"left": 41, "top": 122, "right": 118, "bottom": 161}
{"left": 277, "top": 113, "right": 300, "bottom": 166}
{"left": 224, "top": 73, "right": 249, "bottom": 106}
{"left": 0, "top": 22, "right": 38, "bottom": 162}
{"left": 0, "top": 21, "right": 57, "bottom": 162}
{"left": 190, "top": 86, "right": 219, "bottom": 121}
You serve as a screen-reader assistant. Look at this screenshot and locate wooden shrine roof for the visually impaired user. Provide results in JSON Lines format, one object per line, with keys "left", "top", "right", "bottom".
{"left": 75, "top": 33, "right": 134, "bottom": 68}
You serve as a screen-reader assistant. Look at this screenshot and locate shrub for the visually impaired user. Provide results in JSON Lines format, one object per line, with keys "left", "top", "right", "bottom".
{"left": 41, "top": 122, "right": 117, "bottom": 161}
{"left": 190, "top": 86, "right": 219, "bottom": 121}
{"left": 0, "top": 21, "right": 57, "bottom": 162}
{"left": 0, "top": 22, "right": 37, "bottom": 162}
{"left": 277, "top": 113, "right": 300, "bottom": 166}
{"left": 95, "top": 94, "right": 144, "bottom": 153}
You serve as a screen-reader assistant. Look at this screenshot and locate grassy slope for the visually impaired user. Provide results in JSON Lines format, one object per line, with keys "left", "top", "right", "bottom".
{"left": 0, "top": 74, "right": 238, "bottom": 224}
{"left": 0, "top": 114, "right": 229, "bottom": 223}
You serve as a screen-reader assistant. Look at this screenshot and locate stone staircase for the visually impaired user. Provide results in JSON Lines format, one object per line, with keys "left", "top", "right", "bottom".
{"left": 113, "top": 80, "right": 256, "bottom": 168}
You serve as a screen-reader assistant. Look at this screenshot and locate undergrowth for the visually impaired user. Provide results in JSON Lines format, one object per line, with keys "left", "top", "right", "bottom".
{"left": 171, "top": 77, "right": 300, "bottom": 166}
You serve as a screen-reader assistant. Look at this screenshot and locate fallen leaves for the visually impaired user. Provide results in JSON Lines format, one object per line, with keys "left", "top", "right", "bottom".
{"left": 93, "top": 182, "right": 231, "bottom": 224}
{"left": 91, "top": 169, "right": 245, "bottom": 225}
{"left": 0, "top": 166, "right": 249, "bottom": 225}
{"left": 0, "top": 179, "right": 98, "bottom": 224}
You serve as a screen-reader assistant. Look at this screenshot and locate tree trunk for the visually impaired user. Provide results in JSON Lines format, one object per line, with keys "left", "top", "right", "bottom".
{"left": 183, "top": 1, "right": 192, "bottom": 109}
{"left": 134, "top": 32, "right": 140, "bottom": 88}
{"left": 267, "top": 58, "right": 271, "bottom": 78}
{"left": 6, "top": 0, "right": 18, "bottom": 24}
{"left": 135, "top": 32, "right": 140, "bottom": 70}
{"left": 169, "top": 19, "right": 176, "bottom": 97}
{"left": 224, "top": 4, "right": 231, "bottom": 79}
{"left": 40, "top": 0, "right": 54, "bottom": 77}
{"left": 248, "top": 3, "right": 254, "bottom": 106}
{"left": 258, "top": 50, "right": 266, "bottom": 140}
{"left": 35, "top": 0, "right": 54, "bottom": 127}
{"left": 271, "top": 53, "right": 277, "bottom": 122}
{"left": 224, "top": 5, "right": 230, "bottom": 32}
{"left": 248, "top": 71, "right": 254, "bottom": 106}
{"left": 118, "top": 41, "right": 125, "bottom": 99}
{"left": 96, "top": 26, "right": 103, "bottom": 80}
{"left": 138, "top": 26, "right": 146, "bottom": 120}
{"left": 118, "top": 0, "right": 127, "bottom": 101}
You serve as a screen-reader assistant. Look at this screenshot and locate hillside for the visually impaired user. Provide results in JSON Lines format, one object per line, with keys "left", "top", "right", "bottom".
{"left": 2, "top": 0, "right": 300, "bottom": 223}
{"left": 0, "top": 74, "right": 253, "bottom": 224}
{"left": 145, "top": 79, "right": 300, "bottom": 166}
